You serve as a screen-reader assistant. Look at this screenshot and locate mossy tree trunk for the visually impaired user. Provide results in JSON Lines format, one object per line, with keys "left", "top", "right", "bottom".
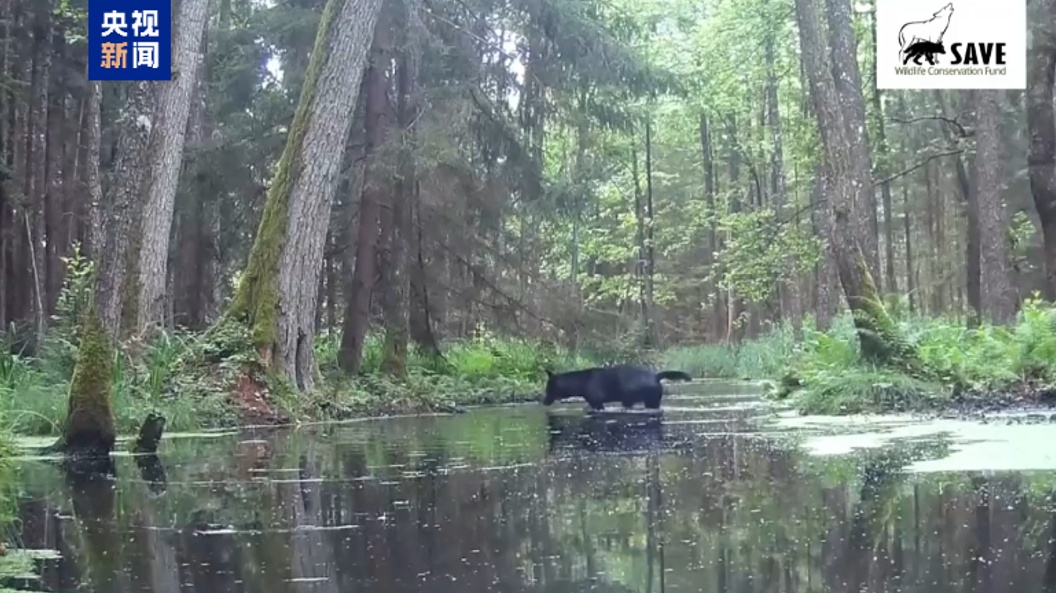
{"left": 794, "top": 0, "right": 914, "bottom": 368}
{"left": 224, "top": 0, "right": 384, "bottom": 389}
{"left": 62, "top": 311, "right": 116, "bottom": 456}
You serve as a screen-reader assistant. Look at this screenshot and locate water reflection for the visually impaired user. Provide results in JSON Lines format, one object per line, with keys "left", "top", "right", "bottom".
{"left": 11, "top": 397, "right": 1056, "bottom": 592}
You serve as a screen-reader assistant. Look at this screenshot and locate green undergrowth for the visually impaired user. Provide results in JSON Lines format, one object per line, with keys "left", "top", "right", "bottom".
{"left": 301, "top": 329, "right": 599, "bottom": 419}
{"left": 659, "top": 323, "right": 797, "bottom": 380}
{"left": 781, "top": 296, "right": 1056, "bottom": 414}
{"left": 0, "top": 319, "right": 597, "bottom": 437}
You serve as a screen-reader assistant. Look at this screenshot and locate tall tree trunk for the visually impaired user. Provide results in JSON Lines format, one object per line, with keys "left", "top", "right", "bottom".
{"left": 408, "top": 182, "right": 440, "bottom": 355}
{"left": 824, "top": 0, "right": 879, "bottom": 282}
{"left": 96, "top": 81, "right": 153, "bottom": 341}
{"left": 133, "top": 0, "right": 211, "bottom": 334}
{"left": 632, "top": 135, "right": 649, "bottom": 335}
{"left": 698, "top": 114, "right": 725, "bottom": 340}
{"left": 44, "top": 27, "right": 65, "bottom": 317}
{"left": 764, "top": 15, "right": 799, "bottom": 331}
{"left": 934, "top": 90, "right": 979, "bottom": 321}
{"left": 795, "top": 0, "right": 903, "bottom": 363}
{"left": 85, "top": 81, "right": 104, "bottom": 260}
{"left": 643, "top": 117, "right": 656, "bottom": 346}
{"left": 725, "top": 115, "right": 742, "bottom": 342}
{"left": 1027, "top": 0, "right": 1056, "bottom": 300}
{"left": 813, "top": 162, "right": 839, "bottom": 329}
{"left": 902, "top": 176, "right": 916, "bottom": 313}
{"left": 380, "top": 11, "right": 414, "bottom": 378}
{"left": 869, "top": 15, "right": 897, "bottom": 296}
{"left": 971, "top": 90, "right": 1017, "bottom": 323}
{"left": 226, "top": 0, "right": 384, "bottom": 389}
{"left": 27, "top": 6, "right": 51, "bottom": 338}
{"left": 338, "top": 27, "right": 390, "bottom": 374}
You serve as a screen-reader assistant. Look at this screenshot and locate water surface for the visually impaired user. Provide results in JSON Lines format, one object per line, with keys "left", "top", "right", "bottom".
{"left": 11, "top": 384, "right": 1056, "bottom": 592}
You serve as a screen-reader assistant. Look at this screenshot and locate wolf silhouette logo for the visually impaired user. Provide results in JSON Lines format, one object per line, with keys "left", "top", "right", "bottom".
{"left": 898, "top": 2, "right": 954, "bottom": 65}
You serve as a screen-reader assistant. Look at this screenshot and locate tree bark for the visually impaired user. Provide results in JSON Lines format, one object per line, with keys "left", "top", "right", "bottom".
{"left": 824, "top": 0, "right": 880, "bottom": 282}
{"left": 338, "top": 26, "right": 390, "bottom": 374}
{"left": 698, "top": 114, "right": 725, "bottom": 340}
{"left": 971, "top": 90, "right": 1018, "bottom": 323}
{"left": 764, "top": 15, "right": 800, "bottom": 331}
{"left": 226, "top": 0, "right": 384, "bottom": 390}
{"left": 1027, "top": 0, "right": 1056, "bottom": 300}
{"left": 134, "top": 0, "right": 211, "bottom": 334}
{"left": 380, "top": 14, "right": 415, "bottom": 377}
{"left": 96, "top": 81, "right": 154, "bottom": 341}
{"left": 85, "top": 81, "right": 104, "bottom": 260}
{"left": 869, "top": 14, "right": 897, "bottom": 296}
{"left": 27, "top": 6, "right": 51, "bottom": 337}
{"left": 795, "top": 0, "right": 906, "bottom": 364}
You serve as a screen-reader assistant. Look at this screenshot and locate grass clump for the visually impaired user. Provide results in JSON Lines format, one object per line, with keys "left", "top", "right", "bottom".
{"left": 659, "top": 322, "right": 797, "bottom": 380}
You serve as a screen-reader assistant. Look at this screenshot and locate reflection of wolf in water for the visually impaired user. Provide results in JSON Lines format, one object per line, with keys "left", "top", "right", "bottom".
{"left": 902, "top": 40, "right": 946, "bottom": 65}
{"left": 546, "top": 412, "right": 664, "bottom": 454}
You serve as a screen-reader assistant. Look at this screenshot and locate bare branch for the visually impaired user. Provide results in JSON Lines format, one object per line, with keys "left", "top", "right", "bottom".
{"left": 874, "top": 149, "right": 963, "bottom": 185}
{"left": 889, "top": 115, "right": 969, "bottom": 137}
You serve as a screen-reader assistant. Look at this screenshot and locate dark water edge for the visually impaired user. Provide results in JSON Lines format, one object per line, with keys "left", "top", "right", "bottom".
{"left": 8, "top": 389, "right": 1056, "bottom": 593}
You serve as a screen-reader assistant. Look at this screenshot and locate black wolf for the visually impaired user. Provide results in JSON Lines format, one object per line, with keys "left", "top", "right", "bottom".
{"left": 902, "top": 40, "right": 946, "bottom": 65}
{"left": 542, "top": 365, "right": 693, "bottom": 410}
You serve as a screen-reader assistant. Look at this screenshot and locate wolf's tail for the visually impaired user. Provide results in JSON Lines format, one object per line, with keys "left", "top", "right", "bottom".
{"left": 655, "top": 370, "right": 693, "bottom": 382}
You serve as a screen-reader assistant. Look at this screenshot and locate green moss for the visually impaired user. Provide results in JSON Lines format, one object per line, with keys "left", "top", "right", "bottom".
{"left": 846, "top": 250, "right": 920, "bottom": 374}
{"left": 222, "top": 0, "right": 344, "bottom": 360}
{"left": 62, "top": 312, "right": 116, "bottom": 451}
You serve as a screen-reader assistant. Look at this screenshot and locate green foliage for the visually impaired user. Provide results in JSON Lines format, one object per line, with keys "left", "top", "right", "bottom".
{"left": 712, "top": 210, "right": 821, "bottom": 303}
{"left": 304, "top": 328, "right": 599, "bottom": 419}
{"left": 779, "top": 297, "right": 1056, "bottom": 414}
{"left": 52, "top": 243, "right": 95, "bottom": 336}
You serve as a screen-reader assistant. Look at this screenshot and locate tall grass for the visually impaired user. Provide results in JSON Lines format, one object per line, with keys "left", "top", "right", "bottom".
{"left": 659, "top": 322, "right": 800, "bottom": 380}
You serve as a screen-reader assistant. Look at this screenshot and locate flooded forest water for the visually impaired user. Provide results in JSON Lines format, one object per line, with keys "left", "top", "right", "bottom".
{"left": 11, "top": 382, "right": 1056, "bottom": 592}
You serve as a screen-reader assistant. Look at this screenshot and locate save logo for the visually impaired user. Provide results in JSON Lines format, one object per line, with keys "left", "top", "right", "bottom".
{"left": 876, "top": 0, "right": 1025, "bottom": 89}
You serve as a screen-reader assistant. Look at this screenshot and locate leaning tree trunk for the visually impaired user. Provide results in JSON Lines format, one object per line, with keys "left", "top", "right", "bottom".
{"left": 794, "top": 0, "right": 910, "bottom": 366}
{"left": 133, "top": 0, "right": 211, "bottom": 334}
{"left": 224, "top": 0, "right": 385, "bottom": 390}
{"left": 1027, "top": 0, "right": 1056, "bottom": 300}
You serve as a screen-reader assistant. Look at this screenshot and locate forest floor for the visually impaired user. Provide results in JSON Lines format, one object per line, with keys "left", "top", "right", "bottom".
{"left": 661, "top": 299, "right": 1056, "bottom": 418}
